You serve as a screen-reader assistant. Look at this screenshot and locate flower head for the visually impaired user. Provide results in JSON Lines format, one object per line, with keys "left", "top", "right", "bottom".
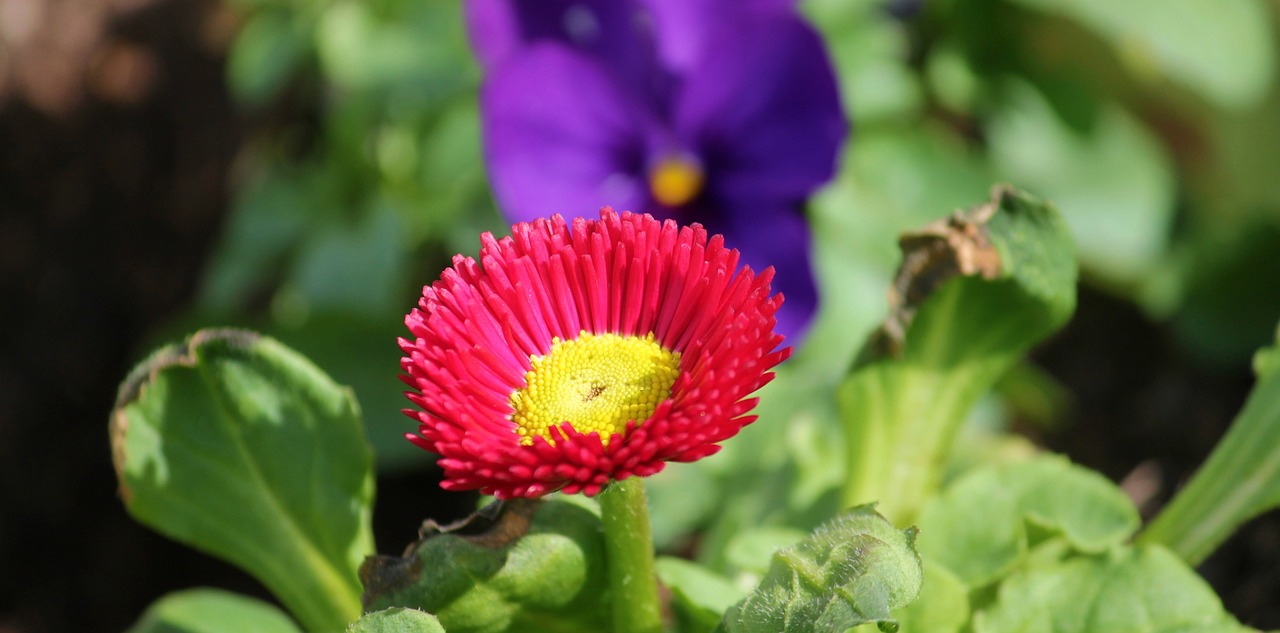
{"left": 466, "top": 0, "right": 847, "bottom": 341}
{"left": 400, "top": 209, "right": 790, "bottom": 498}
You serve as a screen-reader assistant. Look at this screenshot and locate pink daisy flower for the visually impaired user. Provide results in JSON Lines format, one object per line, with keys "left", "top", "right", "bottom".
{"left": 399, "top": 208, "right": 790, "bottom": 498}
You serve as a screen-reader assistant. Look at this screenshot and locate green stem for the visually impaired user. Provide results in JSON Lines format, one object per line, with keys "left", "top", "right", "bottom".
{"left": 1137, "top": 359, "right": 1280, "bottom": 564}
{"left": 598, "top": 478, "right": 664, "bottom": 633}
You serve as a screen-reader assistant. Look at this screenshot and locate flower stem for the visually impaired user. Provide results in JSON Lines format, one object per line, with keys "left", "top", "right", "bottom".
{"left": 598, "top": 478, "right": 663, "bottom": 633}
{"left": 1137, "top": 355, "right": 1280, "bottom": 564}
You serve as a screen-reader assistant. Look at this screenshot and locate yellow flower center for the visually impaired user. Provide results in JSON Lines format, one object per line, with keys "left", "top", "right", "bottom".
{"left": 510, "top": 332, "right": 681, "bottom": 446}
{"left": 648, "top": 155, "right": 704, "bottom": 208}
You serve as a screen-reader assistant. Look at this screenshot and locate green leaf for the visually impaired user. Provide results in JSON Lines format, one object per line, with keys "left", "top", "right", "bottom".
{"left": 916, "top": 455, "right": 1140, "bottom": 587}
{"left": 987, "top": 80, "right": 1174, "bottom": 287}
{"left": 839, "top": 186, "right": 1078, "bottom": 522}
{"left": 891, "top": 561, "right": 969, "bottom": 633}
{"left": 315, "top": 1, "right": 476, "bottom": 97}
{"left": 974, "top": 546, "right": 1254, "bottom": 633}
{"left": 802, "top": 124, "right": 994, "bottom": 381}
{"left": 724, "top": 527, "right": 808, "bottom": 577}
{"left": 1172, "top": 223, "right": 1280, "bottom": 366}
{"left": 1139, "top": 320, "right": 1280, "bottom": 564}
{"left": 721, "top": 505, "right": 923, "bottom": 633}
{"left": 656, "top": 557, "right": 747, "bottom": 633}
{"left": 126, "top": 588, "right": 302, "bottom": 633}
{"left": 265, "top": 313, "right": 432, "bottom": 473}
{"left": 347, "top": 608, "right": 445, "bottom": 633}
{"left": 803, "top": 1, "right": 923, "bottom": 122}
{"left": 1005, "top": 0, "right": 1276, "bottom": 110}
{"left": 645, "top": 461, "right": 722, "bottom": 550}
{"left": 360, "top": 498, "right": 610, "bottom": 633}
{"left": 226, "top": 10, "right": 311, "bottom": 107}
{"left": 110, "top": 329, "right": 375, "bottom": 631}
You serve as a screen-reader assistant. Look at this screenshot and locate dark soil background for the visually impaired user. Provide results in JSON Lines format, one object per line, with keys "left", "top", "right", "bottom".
{"left": 0, "top": 0, "right": 1275, "bottom": 631}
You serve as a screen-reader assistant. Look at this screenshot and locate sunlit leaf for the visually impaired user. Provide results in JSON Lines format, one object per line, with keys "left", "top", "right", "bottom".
{"left": 111, "top": 329, "right": 375, "bottom": 631}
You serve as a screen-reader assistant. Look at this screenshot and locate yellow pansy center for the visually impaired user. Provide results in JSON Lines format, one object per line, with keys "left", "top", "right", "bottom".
{"left": 510, "top": 332, "right": 681, "bottom": 446}
{"left": 648, "top": 155, "right": 704, "bottom": 208}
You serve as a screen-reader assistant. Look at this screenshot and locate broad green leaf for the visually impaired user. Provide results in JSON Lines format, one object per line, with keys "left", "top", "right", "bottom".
{"left": 1006, "top": 0, "right": 1275, "bottom": 110}
{"left": 126, "top": 588, "right": 302, "bottom": 633}
{"left": 916, "top": 456, "right": 1140, "bottom": 587}
{"left": 987, "top": 80, "right": 1174, "bottom": 287}
{"left": 839, "top": 186, "right": 1077, "bottom": 522}
{"left": 721, "top": 505, "right": 922, "bottom": 633}
{"left": 1140, "top": 320, "right": 1280, "bottom": 564}
{"left": 974, "top": 546, "right": 1254, "bottom": 633}
{"left": 111, "top": 329, "right": 375, "bottom": 631}
{"left": 347, "top": 608, "right": 445, "bottom": 633}
{"left": 360, "top": 499, "right": 610, "bottom": 633}
{"left": 656, "top": 557, "right": 747, "bottom": 633}
{"left": 890, "top": 561, "right": 969, "bottom": 633}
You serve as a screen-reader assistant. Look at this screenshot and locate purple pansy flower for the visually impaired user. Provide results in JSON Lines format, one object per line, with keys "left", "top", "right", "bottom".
{"left": 466, "top": 0, "right": 847, "bottom": 340}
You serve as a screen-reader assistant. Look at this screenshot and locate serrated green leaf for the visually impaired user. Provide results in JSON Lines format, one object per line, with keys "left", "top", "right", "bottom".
{"left": 1140, "top": 320, "right": 1280, "bottom": 564}
{"left": 360, "top": 499, "right": 609, "bottom": 633}
{"left": 974, "top": 546, "right": 1254, "bottom": 633}
{"left": 721, "top": 505, "right": 922, "bottom": 633}
{"left": 126, "top": 588, "right": 302, "bottom": 633}
{"left": 1006, "top": 0, "right": 1275, "bottom": 110}
{"left": 656, "top": 557, "right": 747, "bottom": 633}
{"left": 347, "top": 608, "right": 445, "bottom": 633}
{"left": 111, "top": 329, "right": 375, "bottom": 631}
{"left": 916, "top": 455, "right": 1139, "bottom": 587}
{"left": 840, "top": 186, "right": 1078, "bottom": 522}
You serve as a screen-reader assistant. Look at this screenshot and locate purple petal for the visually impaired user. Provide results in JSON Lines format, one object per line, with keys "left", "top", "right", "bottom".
{"left": 466, "top": 0, "right": 669, "bottom": 99}
{"left": 675, "top": 14, "right": 846, "bottom": 204}
{"left": 641, "top": 0, "right": 801, "bottom": 74}
{"left": 712, "top": 200, "right": 818, "bottom": 342}
{"left": 480, "top": 44, "right": 661, "bottom": 221}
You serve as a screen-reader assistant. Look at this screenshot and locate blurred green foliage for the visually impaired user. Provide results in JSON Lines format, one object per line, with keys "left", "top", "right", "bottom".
{"left": 193, "top": 0, "right": 504, "bottom": 470}
{"left": 195, "top": 0, "right": 1280, "bottom": 560}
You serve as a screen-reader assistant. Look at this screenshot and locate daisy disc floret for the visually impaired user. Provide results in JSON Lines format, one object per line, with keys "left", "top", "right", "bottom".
{"left": 400, "top": 209, "right": 790, "bottom": 498}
